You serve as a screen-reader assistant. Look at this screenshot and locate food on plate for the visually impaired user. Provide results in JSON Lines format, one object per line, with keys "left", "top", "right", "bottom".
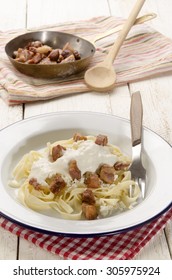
{"left": 12, "top": 41, "right": 81, "bottom": 64}
{"left": 9, "top": 133, "right": 140, "bottom": 220}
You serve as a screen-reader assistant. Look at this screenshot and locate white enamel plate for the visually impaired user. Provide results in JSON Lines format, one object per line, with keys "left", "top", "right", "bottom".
{"left": 0, "top": 112, "right": 171, "bottom": 237}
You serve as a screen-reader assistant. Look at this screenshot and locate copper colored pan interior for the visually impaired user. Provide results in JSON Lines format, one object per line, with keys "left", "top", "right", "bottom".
{"left": 5, "top": 31, "right": 96, "bottom": 79}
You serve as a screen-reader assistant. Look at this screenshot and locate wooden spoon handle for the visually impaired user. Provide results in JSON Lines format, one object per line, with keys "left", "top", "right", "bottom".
{"left": 105, "top": 0, "right": 146, "bottom": 66}
{"left": 92, "top": 13, "right": 156, "bottom": 44}
{"left": 130, "top": 91, "right": 143, "bottom": 147}
{"left": 134, "top": 12, "right": 156, "bottom": 24}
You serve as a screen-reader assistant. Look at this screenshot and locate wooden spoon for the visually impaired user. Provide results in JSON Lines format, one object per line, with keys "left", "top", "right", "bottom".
{"left": 84, "top": 0, "right": 146, "bottom": 92}
{"left": 92, "top": 13, "right": 156, "bottom": 44}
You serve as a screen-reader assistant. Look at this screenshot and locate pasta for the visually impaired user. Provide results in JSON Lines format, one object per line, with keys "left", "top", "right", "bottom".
{"left": 9, "top": 133, "right": 140, "bottom": 220}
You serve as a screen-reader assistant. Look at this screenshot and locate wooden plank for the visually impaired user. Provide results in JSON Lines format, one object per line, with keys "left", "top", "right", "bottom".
{"left": 165, "top": 222, "right": 172, "bottom": 257}
{"left": 108, "top": 0, "right": 172, "bottom": 37}
{"left": 24, "top": 92, "right": 112, "bottom": 118}
{"left": 27, "top": 0, "right": 110, "bottom": 28}
{"left": 135, "top": 229, "right": 171, "bottom": 260}
{"left": 126, "top": 1, "right": 172, "bottom": 260}
{"left": 0, "top": 227, "right": 18, "bottom": 260}
{"left": 17, "top": 0, "right": 172, "bottom": 260}
{"left": 21, "top": 0, "right": 113, "bottom": 259}
{"left": 0, "top": 0, "right": 27, "bottom": 260}
{"left": 129, "top": 76, "right": 172, "bottom": 143}
{"left": 108, "top": 0, "right": 172, "bottom": 260}
{"left": 18, "top": 239, "right": 62, "bottom": 260}
{"left": 110, "top": 85, "right": 131, "bottom": 119}
{"left": 0, "top": 0, "right": 27, "bottom": 31}
{"left": 0, "top": 100, "right": 23, "bottom": 129}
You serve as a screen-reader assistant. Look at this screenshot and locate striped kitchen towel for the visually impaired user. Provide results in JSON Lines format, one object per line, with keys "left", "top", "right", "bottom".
{"left": 0, "top": 207, "right": 171, "bottom": 259}
{"left": 0, "top": 16, "right": 172, "bottom": 105}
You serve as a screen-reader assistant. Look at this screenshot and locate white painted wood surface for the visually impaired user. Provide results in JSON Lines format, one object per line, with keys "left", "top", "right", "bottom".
{"left": 0, "top": 0, "right": 171, "bottom": 260}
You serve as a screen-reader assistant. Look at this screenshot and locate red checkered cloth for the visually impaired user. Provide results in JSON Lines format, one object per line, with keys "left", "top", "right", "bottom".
{"left": 0, "top": 208, "right": 171, "bottom": 260}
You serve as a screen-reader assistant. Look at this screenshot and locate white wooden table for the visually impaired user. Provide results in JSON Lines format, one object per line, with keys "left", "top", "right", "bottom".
{"left": 0, "top": 0, "right": 172, "bottom": 260}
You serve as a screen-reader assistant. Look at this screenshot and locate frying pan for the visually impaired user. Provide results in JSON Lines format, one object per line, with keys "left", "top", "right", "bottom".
{"left": 5, "top": 13, "right": 156, "bottom": 79}
{"left": 5, "top": 31, "right": 95, "bottom": 78}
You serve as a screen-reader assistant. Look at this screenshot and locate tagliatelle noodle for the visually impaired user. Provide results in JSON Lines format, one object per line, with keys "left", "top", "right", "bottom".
{"left": 9, "top": 135, "right": 140, "bottom": 220}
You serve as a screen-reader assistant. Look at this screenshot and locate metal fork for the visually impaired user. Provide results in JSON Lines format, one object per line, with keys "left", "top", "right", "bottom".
{"left": 129, "top": 91, "right": 146, "bottom": 199}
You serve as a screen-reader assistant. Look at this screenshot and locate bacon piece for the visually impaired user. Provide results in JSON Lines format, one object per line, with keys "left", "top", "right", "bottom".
{"left": 97, "top": 164, "right": 115, "bottom": 184}
{"left": 73, "top": 50, "right": 81, "bottom": 60}
{"left": 57, "top": 54, "right": 64, "bottom": 63}
{"left": 36, "top": 45, "right": 52, "bottom": 54}
{"left": 82, "top": 189, "right": 97, "bottom": 220}
{"left": 28, "top": 53, "right": 43, "bottom": 64}
{"left": 49, "top": 174, "right": 66, "bottom": 195}
{"left": 52, "top": 144, "right": 66, "bottom": 161}
{"left": 29, "top": 178, "right": 42, "bottom": 190}
{"left": 84, "top": 172, "right": 100, "bottom": 188}
{"left": 61, "top": 49, "right": 72, "bottom": 59}
{"left": 82, "top": 188, "right": 95, "bottom": 204}
{"left": 61, "top": 54, "right": 75, "bottom": 63}
{"left": 73, "top": 133, "right": 87, "bottom": 142}
{"left": 26, "top": 41, "right": 42, "bottom": 49}
{"left": 68, "top": 160, "right": 81, "bottom": 180}
{"left": 95, "top": 134, "right": 108, "bottom": 146}
{"left": 114, "top": 161, "right": 130, "bottom": 171}
{"left": 48, "top": 49, "right": 59, "bottom": 61}
{"left": 15, "top": 49, "right": 34, "bottom": 62}
{"left": 82, "top": 203, "right": 97, "bottom": 220}
{"left": 28, "top": 46, "right": 37, "bottom": 54}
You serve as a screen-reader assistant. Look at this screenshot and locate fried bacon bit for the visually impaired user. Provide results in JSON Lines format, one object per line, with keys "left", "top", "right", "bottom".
{"left": 26, "top": 41, "right": 42, "bottom": 48}
{"left": 73, "top": 50, "right": 81, "bottom": 60}
{"left": 84, "top": 172, "right": 100, "bottom": 188}
{"left": 68, "top": 160, "right": 81, "bottom": 180}
{"left": 61, "top": 54, "right": 75, "bottom": 63}
{"left": 28, "top": 46, "right": 37, "bottom": 54}
{"left": 95, "top": 134, "right": 108, "bottom": 146}
{"left": 36, "top": 45, "right": 52, "bottom": 54}
{"left": 14, "top": 48, "right": 34, "bottom": 62}
{"left": 28, "top": 53, "right": 44, "bottom": 64}
{"left": 97, "top": 164, "right": 115, "bottom": 184}
{"left": 29, "top": 178, "right": 42, "bottom": 190}
{"left": 114, "top": 161, "right": 130, "bottom": 171}
{"left": 13, "top": 41, "right": 81, "bottom": 65}
{"left": 48, "top": 49, "right": 59, "bottom": 61}
{"left": 49, "top": 174, "right": 66, "bottom": 195}
{"left": 82, "top": 188, "right": 96, "bottom": 204}
{"left": 52, "top": 144, "right": 66, "bottom": 161}
{"left": 82, "top": 203, "right": 97, "bottom": 220}
{"left": 73, "top": 132, "right": 87, "bottom": 142}
{"left": 82, "top": 189, "right": 97, "bottom": 219}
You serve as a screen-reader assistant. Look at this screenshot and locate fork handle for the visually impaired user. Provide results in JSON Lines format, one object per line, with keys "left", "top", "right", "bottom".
{"left": 130, "top": 91, "right": 143, "bottom": 146}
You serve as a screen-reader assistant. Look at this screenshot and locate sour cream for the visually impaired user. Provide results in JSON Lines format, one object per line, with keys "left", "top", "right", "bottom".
{"left": 29, "top": 140, "right": 117, "bottom": 186}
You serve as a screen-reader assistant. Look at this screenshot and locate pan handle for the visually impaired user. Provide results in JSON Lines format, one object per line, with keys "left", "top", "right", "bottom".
{"left": 92, "top": 13, "right": 156, "bottom": 44}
